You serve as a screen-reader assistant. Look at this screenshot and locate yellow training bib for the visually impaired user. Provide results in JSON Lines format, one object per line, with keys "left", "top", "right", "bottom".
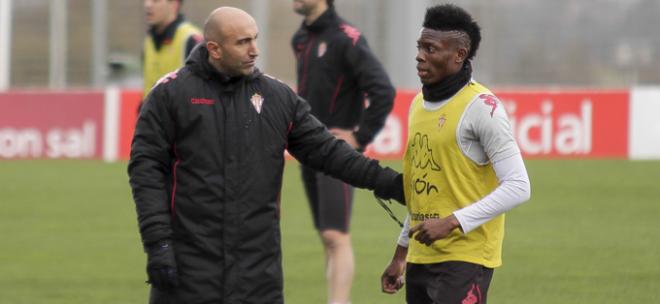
{"left": 143, "top": 22, "right": 200, "bottom": 97}
{"left": 404, "top": 81, "right": 504, "bottom": 268}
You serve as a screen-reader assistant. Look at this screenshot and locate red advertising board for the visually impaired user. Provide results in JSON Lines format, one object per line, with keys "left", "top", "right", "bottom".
{"left": 496, "top": 90, "right": 629, "bottom": 158}
{"left": 0, "top": 88, "right": 630, "bottom": 161}
{"left": 118, "top": 91, "right": 142, "bottom": 160}
{"left": 0, "top": 91, "right": 105, "bottom": 159}
{"left": 366, "top": 89, "right": 630, "bottom": 159}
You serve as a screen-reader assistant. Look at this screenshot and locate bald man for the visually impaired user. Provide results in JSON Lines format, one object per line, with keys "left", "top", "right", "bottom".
{"left": 129, "top": 7, "right": 404, "bottom": 303}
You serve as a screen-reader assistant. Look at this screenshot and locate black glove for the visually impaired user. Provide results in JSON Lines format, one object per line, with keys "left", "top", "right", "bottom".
{"left": 145, "top": 240, "right": 179, "bottom": 291}
{"left": 375, "top": 170, "right": 405, "bottom": 206}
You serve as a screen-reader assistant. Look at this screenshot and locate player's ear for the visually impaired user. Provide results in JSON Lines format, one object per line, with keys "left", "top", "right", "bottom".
{"left": 206, "top": 41, "right": 222, "bottom": 60}
{"left": 455, "top": 47, "right": 468, "bottom": 64}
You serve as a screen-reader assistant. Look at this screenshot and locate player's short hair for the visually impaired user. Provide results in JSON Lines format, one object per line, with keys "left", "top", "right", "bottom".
{"left": 327, "top": 0, "right": 334, "bottom": 6}
{"left": 423, "top": 4, "right": 481, "bottom": 60}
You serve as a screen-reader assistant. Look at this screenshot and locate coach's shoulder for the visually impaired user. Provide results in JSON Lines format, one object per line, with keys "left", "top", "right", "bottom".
{"left": 150, "top": 67, "right": 191, "bottom": 92}
{"left": 259, "top": 73, "right": 296, "bottom": 95}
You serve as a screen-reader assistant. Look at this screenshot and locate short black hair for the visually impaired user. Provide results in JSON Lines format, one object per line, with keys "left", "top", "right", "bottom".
{"left": 423, "top": 4, "right": 481, "bottom": 60}
{"left": 327, "top": 0, "right": 334, "bottom": 6}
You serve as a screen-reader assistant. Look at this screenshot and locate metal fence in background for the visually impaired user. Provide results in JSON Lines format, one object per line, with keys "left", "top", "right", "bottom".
{"left": 2, "top": 0, "right": 659, "bottom": 90}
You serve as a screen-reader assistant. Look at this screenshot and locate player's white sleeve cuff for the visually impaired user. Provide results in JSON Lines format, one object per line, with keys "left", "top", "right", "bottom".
{"left": 453, "top": 153, "right": 531, "bottom": 233}
{"left": 396, "top": 215, "right": 411, "bottom": 247}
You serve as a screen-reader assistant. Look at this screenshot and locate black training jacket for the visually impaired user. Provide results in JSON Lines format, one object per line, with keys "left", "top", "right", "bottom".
{"left": 292, "top": 7, "right": 395, "bottom": 147}
{"left": 128, "top": 45, "right": 400, "bottom": 304}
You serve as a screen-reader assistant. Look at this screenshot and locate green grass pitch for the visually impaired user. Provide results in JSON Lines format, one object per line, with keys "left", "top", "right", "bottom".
{"left": 1, "top": 159, "right": 659, "bottom": 303}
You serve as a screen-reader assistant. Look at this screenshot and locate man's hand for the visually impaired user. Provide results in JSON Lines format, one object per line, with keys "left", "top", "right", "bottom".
{"left": 329, "top": 128, "right": 359, "bottom": 149}
{"left": 375, "top": 172, "right": 405, "bottom": 206}
{"left": 409, "top": 215, "right": 461, "bottom": 246}
{"left": 381, "top": 245, "right": 407, "bottom": 294}
{"left": 146, "top": 240, "right": 179, "bottom": 291}
{"left": 381, "top": 260, "right": 405, "bottom": 294}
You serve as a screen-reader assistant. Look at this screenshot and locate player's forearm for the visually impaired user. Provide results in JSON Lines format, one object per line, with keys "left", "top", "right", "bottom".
{"left": 396, "top": 215, "right": 411, "bottom": 247}
{"left": 453, "top": 153, "right": 531, "bottom": 233}
{"left": 390, "top": 244, "right": 408, "bottom": 264}
{"left": 349, "top": 41, "right": 396, "bottom": 147}
{"left": 353, "top": 83, "right": 395, "bottom": 147}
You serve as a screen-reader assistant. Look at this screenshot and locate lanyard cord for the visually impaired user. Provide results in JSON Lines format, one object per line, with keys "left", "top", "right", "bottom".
{"left": 374, "top": 194, "right": 404, "bottom": 228}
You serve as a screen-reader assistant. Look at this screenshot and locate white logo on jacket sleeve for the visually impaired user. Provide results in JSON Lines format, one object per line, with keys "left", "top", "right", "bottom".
{"left": 250, "top": 93, "right": 264, "bottom": 113}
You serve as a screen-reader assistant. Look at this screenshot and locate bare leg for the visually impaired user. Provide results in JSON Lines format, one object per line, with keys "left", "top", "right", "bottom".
{"left": 321, "top": 229, "right": 354, "bottom": 304}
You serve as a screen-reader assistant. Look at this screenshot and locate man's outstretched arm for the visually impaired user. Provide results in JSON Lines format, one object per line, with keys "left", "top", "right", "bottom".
{"left": 287, "top": 94, "right": 404, "bottom": 204}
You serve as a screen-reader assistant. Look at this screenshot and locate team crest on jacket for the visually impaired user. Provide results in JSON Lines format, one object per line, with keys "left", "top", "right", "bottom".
{"left": 250, "top": 93, "right": 264, "bottom": 113}
{"left": 317, "top": 42, "right": 327, "bottom": 57}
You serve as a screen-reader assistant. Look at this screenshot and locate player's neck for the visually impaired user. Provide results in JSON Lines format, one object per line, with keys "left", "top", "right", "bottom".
{"left": 304, "top": 5, "right": 328, "bottom": 25}
{"left": 154, "top": 13, "right": 178, "bottom": 34}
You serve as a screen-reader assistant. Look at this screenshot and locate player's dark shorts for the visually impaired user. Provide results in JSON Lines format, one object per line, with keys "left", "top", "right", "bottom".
{"left": 405, "top": 261, "right": 494, "bottom": 304}
{"left": 301, "top": 165, "right": 353, "bottom": 233}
